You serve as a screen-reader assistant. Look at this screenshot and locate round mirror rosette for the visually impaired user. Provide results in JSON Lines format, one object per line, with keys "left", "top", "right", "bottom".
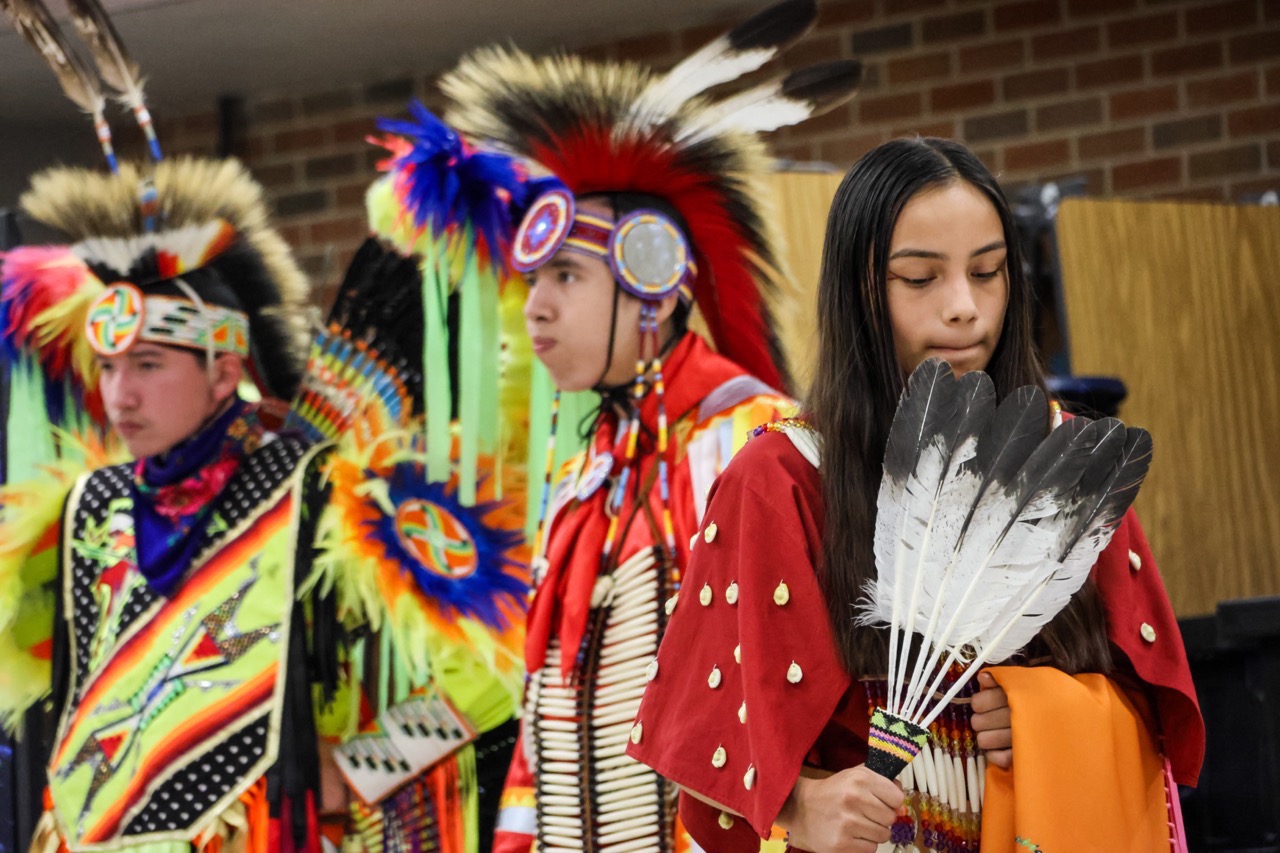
{"left": 609, "top": 211, "right": 691, "bottom": 300}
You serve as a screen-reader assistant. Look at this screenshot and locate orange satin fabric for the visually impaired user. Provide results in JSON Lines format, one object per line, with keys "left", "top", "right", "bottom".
{"left": 981, "top": 666, "right": 1174, "bottom": 852}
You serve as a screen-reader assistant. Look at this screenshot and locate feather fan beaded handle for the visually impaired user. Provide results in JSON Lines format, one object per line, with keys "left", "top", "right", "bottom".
{"left": 860, "top": 358, "right": 1153, "bottom": 779}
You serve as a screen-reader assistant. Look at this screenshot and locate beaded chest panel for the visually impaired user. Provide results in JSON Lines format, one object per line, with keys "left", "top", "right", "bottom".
{"left": 49, "top": 439, "right": 310, "bottom": 849}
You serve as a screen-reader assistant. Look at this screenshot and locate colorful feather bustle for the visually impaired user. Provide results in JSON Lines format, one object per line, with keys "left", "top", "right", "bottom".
{"left": 306, "top": 429, "right": 529, "bottom": 727}
{"left": 285, "top": 114, "right": 539, "bottom": 853}
{"left": 0, "top": 428, "right": 125, "bottom": 732}
{"left": 374, "top": 101, "right": 539, "bottom": 268}
{"left": 287, "top": 238, "right": 422, "bottom": 445}
{"left": 367, "top": 104, "right": 543, "bottom": 496}
{"left": 291, "top": 111, "right": 539, "bottom": 730}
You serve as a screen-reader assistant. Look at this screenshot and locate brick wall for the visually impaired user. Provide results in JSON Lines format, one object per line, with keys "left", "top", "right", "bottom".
{"left": 154, "top": 0, "right": 1280, "bottom": 302}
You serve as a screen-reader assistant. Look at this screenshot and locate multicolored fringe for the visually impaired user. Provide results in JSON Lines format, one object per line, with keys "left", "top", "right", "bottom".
{"left": 368, "top": 103, "right": 544, "bottom": 501}
{"left": 347, "top": 748, "right": 476, "bottom": 853}
{"left": 865, "top": 676, "right": 983, "bottom": 852}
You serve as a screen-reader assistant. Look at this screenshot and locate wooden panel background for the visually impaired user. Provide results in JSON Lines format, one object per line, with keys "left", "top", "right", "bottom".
{"left": 763, "top": 171, "right": 844, "bottom": 393}
{"left": 1056, "top": 199, "right": 1280, "bottom": 616}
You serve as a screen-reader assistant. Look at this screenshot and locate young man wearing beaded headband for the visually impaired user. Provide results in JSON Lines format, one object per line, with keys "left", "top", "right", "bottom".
{"left": 2, "top": 135, "right": 547, "bottom": 853}
{"left": 0, "top": 156, "right": 533, "bottom": 852}
{"left": 504, "top": 156, "right": 798, "bottom": 853}
{"left": 0, "top": 152, "right": 348, "bottom": 850}
{"left": 437, "top": 1, "right": 864, "bottom": 848}
{"left": 85, "top": 241, "right": 270, "bottom": 460}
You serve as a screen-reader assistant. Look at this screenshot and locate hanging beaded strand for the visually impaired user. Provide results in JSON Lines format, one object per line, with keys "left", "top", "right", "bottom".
{"left": 571, "top": 307, "right": 653, "bottom": 672}
{"left": 531, "top": 388, "right": 562, "bottom": 569}
{"left": 596, "top": 304, "right": 654, "bottom": 574}
{"left": 647, "top": 307, "right": 679, "bottom": 585}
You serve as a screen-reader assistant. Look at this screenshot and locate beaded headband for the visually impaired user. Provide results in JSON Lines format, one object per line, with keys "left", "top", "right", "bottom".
{"left": 512, "top": 190, "right": 696, "bottom": 303}
{"left": 84, "top": 282, "right": 250, "bottom": 358}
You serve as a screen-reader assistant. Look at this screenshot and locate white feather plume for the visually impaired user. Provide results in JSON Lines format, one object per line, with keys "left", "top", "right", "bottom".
{"left": 631, "top": 0, "right": 816, "bottom": 124}
{"left": 678, "top": 60, "right": 862, "bottom": 145}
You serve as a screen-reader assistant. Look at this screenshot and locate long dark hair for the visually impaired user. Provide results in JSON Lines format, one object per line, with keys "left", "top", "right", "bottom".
{"left": 807, "top": 137, "right": 1112, "bottom": 677}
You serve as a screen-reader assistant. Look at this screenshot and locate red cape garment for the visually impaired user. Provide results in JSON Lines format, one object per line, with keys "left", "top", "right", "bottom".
{"left": 626, "top": 428, "right": 1204, "bottom": 849}
{"left": 494, "top": 333, "right": 794, "bottom": 852}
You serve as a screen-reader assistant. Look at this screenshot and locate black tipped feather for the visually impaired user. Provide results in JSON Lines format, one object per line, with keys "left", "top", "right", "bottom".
{"left": 781, "top": 59, "right": 864, "bottom": 106}
{"left": 883, "top": 359, "right": 961, "bottom": 481}
{"left": 1055, "top": 424, "right": 1152, "bottom": 560}
{"left": 1008, "top": 415, "right": 1093, "bottom": 514}
{"left": 727, "top": 0, "right": 817, "bottom": 52}
{"left": 967, "top": 385, "right": 1048, "bottom": 490}
{"left": 868, "top": 365, "right": 1155, "bottom": 731}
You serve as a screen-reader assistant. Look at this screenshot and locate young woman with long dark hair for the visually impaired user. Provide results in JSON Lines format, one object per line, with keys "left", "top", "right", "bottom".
{"left": 628, "top": 138, "right": 1203, "bottom": 852}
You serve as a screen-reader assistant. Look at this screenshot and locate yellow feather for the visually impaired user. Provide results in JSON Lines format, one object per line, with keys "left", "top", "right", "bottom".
{"left": 0, "top": 429, "right": 123, "bottom": 732}
{"left": 30, "top": 270, "right": 105, "bottom": 386}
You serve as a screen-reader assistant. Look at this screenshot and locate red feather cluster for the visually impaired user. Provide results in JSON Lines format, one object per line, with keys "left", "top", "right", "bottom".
{"left": 0, "top": 245, "right": 106, "bottom": 423}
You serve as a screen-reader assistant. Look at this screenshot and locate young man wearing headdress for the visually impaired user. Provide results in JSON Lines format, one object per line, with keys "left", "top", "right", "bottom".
{"left": 437, "top": 2, "right": 863, "bottom": 848}
{"left": 1, "top": 151, "right": 543, "bottom": 852}
{"left": 0, "top": 154, "right": 346, "bottom": 850}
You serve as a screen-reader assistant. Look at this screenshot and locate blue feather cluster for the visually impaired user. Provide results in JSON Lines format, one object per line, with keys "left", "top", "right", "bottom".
{"left": 378, "top": 101, "right": 550, "bottom": 269}
{"left": 367, "top": 456, "right": 529, "bottom": 630}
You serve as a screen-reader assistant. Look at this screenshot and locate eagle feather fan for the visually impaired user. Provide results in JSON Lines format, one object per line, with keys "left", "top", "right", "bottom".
{"left": 859, "top": 359, "right": 1152, "bottom": 779}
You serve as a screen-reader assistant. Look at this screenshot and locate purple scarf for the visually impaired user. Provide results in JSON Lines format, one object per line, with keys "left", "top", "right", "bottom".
{"left": 131, "top": 398, "right": 264, "bottom": 596}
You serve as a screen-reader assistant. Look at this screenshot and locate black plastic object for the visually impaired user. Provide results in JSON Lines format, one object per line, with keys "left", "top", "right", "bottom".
{"left": 1179, "top": 596, "right": 1280, "bottom": 851}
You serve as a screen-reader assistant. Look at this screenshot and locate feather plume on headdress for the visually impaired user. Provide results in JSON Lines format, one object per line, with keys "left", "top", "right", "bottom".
{"left": 357, "top": 103, "right": 544, "bottom": 494}
{"left": 1, "top": 0, "right": 119, "bottom": 169}
{"left": 62, "top": 0, "right": 162, "bottom": 160}
{"left": 292, "top": 110, "right": 539, "bottom": 742}
{"left": 860, "top": 359, "right": 1152, "bottom": 780}
{"left": 7, "top": 158, "right": 311, "bottom": 402}
{"left": 440, "top": 0, "right": 863, "bottom": 392}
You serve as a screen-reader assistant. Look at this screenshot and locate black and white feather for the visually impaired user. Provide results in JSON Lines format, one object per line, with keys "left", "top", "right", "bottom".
{"left": 678, "top": 60, "right": 863, "bottom": 143}
{"left": 632, "top": 0, "right": 818, "bottom": 123}
{"left": 860, "top": 358, "right": 1153, "bottom": 730}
